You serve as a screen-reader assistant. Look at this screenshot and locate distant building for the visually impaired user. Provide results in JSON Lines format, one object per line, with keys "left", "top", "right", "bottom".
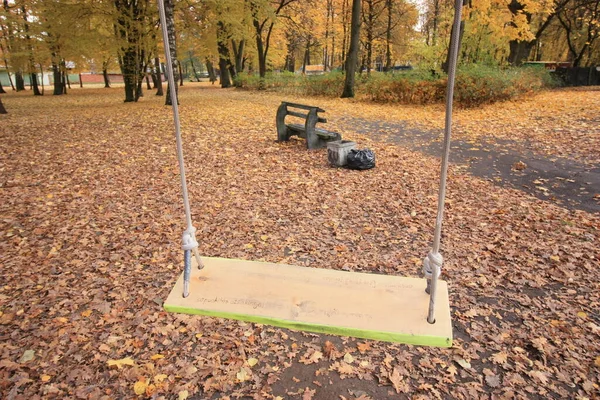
{"left": 297, "top": 65, "right": 326, "bottom": 75}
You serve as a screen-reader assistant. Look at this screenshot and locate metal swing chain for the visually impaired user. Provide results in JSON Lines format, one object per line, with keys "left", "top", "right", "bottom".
{"left": 157, "top": 0, "right": 204, "bottom": 298}
{"left": 423, "top": 0, "right": 463, "bottom": 324}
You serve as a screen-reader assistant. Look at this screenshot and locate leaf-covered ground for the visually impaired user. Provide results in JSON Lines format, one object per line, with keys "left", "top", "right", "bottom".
{"left": 1, "top": 85, "right": 599, "bottom": 399}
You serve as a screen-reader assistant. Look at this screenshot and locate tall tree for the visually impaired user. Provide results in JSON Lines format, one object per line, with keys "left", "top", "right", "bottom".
{"left": 341, "top": 0, "right": 361, "bottom": 98}
{"left": 114, "top": 0, "right": 150, "bottom": 102}
{"left": 557, "top": 0, "right": 599, "bottom": 66}
{"left": 163, "top": 0, "right": 179, "bottom": 105}
{"left": 507, "top": 0, "right": 571, "bottom": 65}
{"left": 249, "top": 0, "right": 296, "bottom": 79}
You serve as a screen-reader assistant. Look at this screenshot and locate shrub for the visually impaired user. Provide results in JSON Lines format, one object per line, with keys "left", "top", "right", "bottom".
{"left": 234, "top": 65, "right": 558, "bottom": 107}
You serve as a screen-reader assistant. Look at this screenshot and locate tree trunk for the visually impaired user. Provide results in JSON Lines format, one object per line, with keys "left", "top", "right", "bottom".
{"left": 39, "top": 64, "right": 44, "bottom": 95}
{"left": 65, "top": 69, "right": 71, "bottom": 90}
{"left": 384, "top": 0, "right": 393, "bottom": 71}
{"left": 431, "top": 0, "right": 440, "bottom": 46}
{"left": 341, "top": 0, "right": 361, "bottom": 98}
{"left": 79, "top": 73, "right": 83, "bottom": 88}
{"left": 30, "top": 73, "right": 41, "bottom": 95}
{"left": 217, "top": 21, "right": 234, "bottom": 88}
{"left": 154, "top": 56, "right": 163, "bottom": 95}
{"left": 119, "top": 50, "right": 138, "bottom": 102}
{"left": 0, "top": 80, "right": 5, "bottom": 94}
{"left": 164, "top": 0, "right": 179, "bottom": 105}
{"left": 15, "top": 71, "right": 25, "bottom": 91}
{"left": 364, "top": 0, "right": 374, "bottom": 75}
{"left": 179, "top": 62, "right": 184, "bottom": 86}
{"left": 189, "top": 53, "right": 199, "bottom": 81}
{"left": 102, "top": 68, "right": 110, "bottom": 88}
{"left": 442, "top": 20, "right": 464, "bottom": 73}
{"left": 341, "top": 0, "right": 348, "bottom": 71}
{"left": 0, "top": 96, "right": 6, "bottom": 114}
{"left": 146, "top": 72, "right": 152, "bottom": 89}
{"left": 52, "top": 62, "right": 63, "bottom": 95}
{"left": 206, "top": 58, "right": 217, "bottom": 84}
{"left": 331, "top": 2, "right": 336, "bottom": 70}
{"left": 114, "top": 0, "right": 148, "bottom": 102}
{"left": 232, "top": 39, "right": 245, "bottom": 74}
{"left": 507, "top": 40, "right": 535, "bottom": 66}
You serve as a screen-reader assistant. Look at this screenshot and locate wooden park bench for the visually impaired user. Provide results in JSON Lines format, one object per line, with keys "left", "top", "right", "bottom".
{"left": 276, "top": 102, "right": 341, "bottom": 149}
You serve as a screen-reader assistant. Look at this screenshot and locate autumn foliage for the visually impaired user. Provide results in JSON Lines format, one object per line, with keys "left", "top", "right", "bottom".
{"left": 0, "top": 85, "right": 599, "bottom": 398}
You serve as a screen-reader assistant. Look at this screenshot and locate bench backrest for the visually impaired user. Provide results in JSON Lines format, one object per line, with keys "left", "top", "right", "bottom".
{"left": 279, "top": 102, "right": 327, "bottom": 124}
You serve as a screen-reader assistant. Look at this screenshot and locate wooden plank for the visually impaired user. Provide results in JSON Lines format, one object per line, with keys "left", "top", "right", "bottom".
{"left": 287, "top": 110, "right": 327, "bottom": 123}
{"left": 282, "top": 101, "right": 325, "bottom": 112}
{"left": 164, "top": 257, "right": 452, "bottom": 347}
{"left": 314, "top": 128, "right": 338, "bottom": 138}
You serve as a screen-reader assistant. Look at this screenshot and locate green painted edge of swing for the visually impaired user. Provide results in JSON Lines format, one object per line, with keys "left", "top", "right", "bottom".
{"left": 163, "top": 303, "right": 452, "bottom": 348}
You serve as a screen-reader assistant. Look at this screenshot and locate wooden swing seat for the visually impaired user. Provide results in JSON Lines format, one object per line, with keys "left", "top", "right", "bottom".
{"left": 163, "top": 257, "right": 452, "bottom": 347}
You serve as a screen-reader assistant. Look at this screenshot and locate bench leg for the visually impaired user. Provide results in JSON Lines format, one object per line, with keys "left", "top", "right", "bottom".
{"left": 276, "top": 103, "right": 290, "bottom": 141}
{"left": 305, "top": 109, "right": 321, "bottom": 149}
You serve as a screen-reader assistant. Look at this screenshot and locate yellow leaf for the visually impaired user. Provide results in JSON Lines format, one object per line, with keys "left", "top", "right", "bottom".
{"left": 244, "top": 243, "right": 254, "bottom": 249}
{"left": 577, "top": 311, "right": 587, "bottom": 318}
{"left": 236, "top": 366, "right": 251, "bottom": 382}
{"left": 40, "top": 375, "right": 51, "bottom": 382}
{"left": 550, "top": 255, "right": 560, "bottom": 262}
{"left": 151, "top": 354, "right": 164, "bottom": 360}
{"left": 247, "top": 357, "right": 259, "bottom": 367}
{"left": 447, "top": 365, "right": 457, "bottom": 376}
{"left": 81, "top": 310, "right": 92, "bottom": 317}
{"left": 153, "top": 374, "right": 168, "bottom": 384}
{"left": 343, "top": 352, "right": 354, "bottom": 364}
{"left": 178, "top": 390, "right": 189, "bottom": 400}
{"left": 107, "top": 357, "right": 135, "bottom": 369}
{"left": 134, "top": 379, "right": 148, "bottom": 395}
{"left": 595, "top": 356, "right": 600, "bottom": 367}
{"left": 195, "top": 333, "right": 203, "bottom": 339}
{"left": 47, "top": 194, "right": 53, "bottom": 199}
{"left": 260, "top": 235, "right": 268, "bottom": 241}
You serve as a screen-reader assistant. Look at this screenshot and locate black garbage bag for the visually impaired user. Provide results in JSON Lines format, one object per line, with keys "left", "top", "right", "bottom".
{"left": 346, "top": 149, "right": 376, "bottom": 170}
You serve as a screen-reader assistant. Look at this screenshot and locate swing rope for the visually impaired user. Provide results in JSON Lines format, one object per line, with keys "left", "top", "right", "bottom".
{"left": 157, "top": 0, "right": 203, "bottom": 298}
{"left": 423, "top": 0, "right": 463, "bottom": 324}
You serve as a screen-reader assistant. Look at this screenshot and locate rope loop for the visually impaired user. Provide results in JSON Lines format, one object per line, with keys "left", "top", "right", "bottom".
{"left": 422, "top": 251, "right": 443, "bottom": 280}
{"left": 182, "top": 226, "right": 198, "bottom": 251}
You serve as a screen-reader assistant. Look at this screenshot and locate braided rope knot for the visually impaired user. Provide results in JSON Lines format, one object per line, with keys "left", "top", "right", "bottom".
{"left": 182, "top": 226, "right": 198, "bottom": 251}
{"left": 422, "top": 251, "right": 443, "bottom": 280}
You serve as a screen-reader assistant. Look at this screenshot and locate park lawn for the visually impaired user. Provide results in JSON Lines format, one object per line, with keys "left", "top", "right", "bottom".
{"left": 0, "top": 84, "right": 599, "bottom": 399}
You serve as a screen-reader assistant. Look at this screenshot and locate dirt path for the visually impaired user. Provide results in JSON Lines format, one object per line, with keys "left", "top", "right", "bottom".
{"left": 337, "top": 117, "right": 600, "bottom": 213}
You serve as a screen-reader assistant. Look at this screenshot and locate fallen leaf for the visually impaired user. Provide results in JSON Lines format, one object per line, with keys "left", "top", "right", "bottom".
{"left": 302, "top": 387, "right": 316, "bottom": 400}
{"left": 133, "top": 379, "right": 148, "bottom": 395}
{"left": 357, "top": 342, "right": 370, "bottom": 353}
{"left": 178, "top": 390, "right": 189, "bottom": 400}
{"left": 529, "top": 370, "right": 548, "bottom": 384}
{"left": 236, "top": 366, "right": 251, "bottom": 382}
{"left": 107, "top": 357, "right": 135, "bottom": 369}
{"left": 40, "top": 374, "right": 51, "bottom": 382}
{"left": 485, "top": 374, "right": 501, "bottom": 387}
{"left": 247, "top": 357, "right": 258, "bottom": 367}
{"left": 343, "top": 352, "right": 354, "bottom": 364}
{"left": 491, "top": 351, "right": 508, "bottom": 365}
{"left": 151, "top": 354, "right": 165, "bottom": 360}
{"left": 447, "top": 365, "right": 457, "bottom": 377}
{"left": 19, "top": 350, "right": 35, "bottom": 363}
